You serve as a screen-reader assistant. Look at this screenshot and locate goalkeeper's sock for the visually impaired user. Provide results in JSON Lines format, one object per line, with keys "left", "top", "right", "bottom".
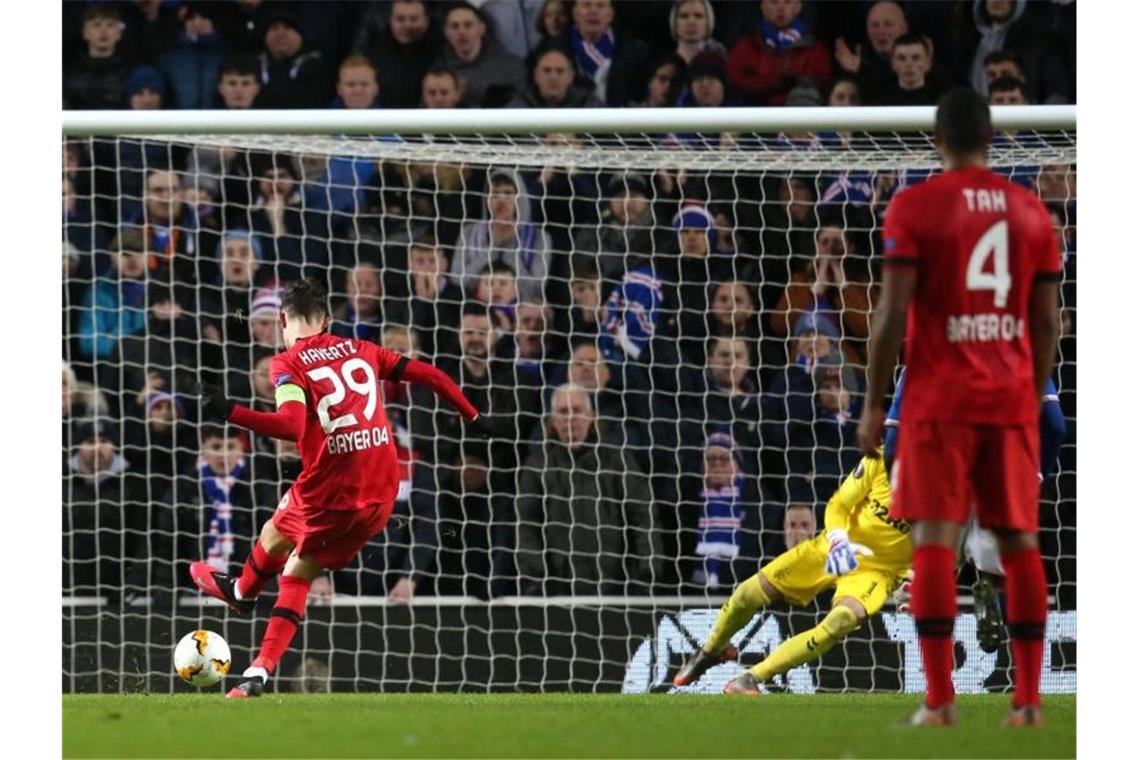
{"left": 749, "top": 605, "right": 859, "bottom": 682}
{"left": 236, "top": 543, "right": 288, "bottom": 601}
{"left": 911, "top": 544, "right": 958, "bottom": 709}
{"left": 1001, "top": 547, "right": 1047, "bottom": 709}
{"left": 703, "top": 574, "right": 770, "bottom": 654}
{"left": 251, "top": 574, "right": 310, "bottom": 674}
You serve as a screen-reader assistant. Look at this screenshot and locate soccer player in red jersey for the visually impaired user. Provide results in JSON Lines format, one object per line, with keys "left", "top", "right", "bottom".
{"left": 189, "top": 279, "right": 482, "bottom": 698}
{"left": 858, "top": 89, "right": 1061, "bottom": 727}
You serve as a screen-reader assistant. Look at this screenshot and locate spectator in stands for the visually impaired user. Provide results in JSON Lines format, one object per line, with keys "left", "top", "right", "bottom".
{"left": 216, "top": 57, "right": 261, "bottom": 109}
{"left": 421, "top": 67, "right": 464, "bottom": 108}
{"left": 575, "top": 172, "right": 661, "bottom": 284}
{"left": 480, "top": 0, "right": 546, "bottom": 60}
{"left": 248, "top": 286, "right": 284, "bottom": 350}
{"left": 354, "top": 0, "right": 441, "bottom": 109}
{"left": 407, "top": 237, "right": 463, "bottom": 360}
{"left": 989, "top": 75, "right": 1027, "bottom": 105}
{"left": 505, "top": 299, "right": 555, "bottom": 389}
{"left": 437, "top": 2, "right": 525, "bottom": 108}
{"left": 555, "top": 0, "right": 651, "bottom": 108}
{"left": 785, "top": 353, "right": 861, "bottom": 499}
{"left": 874, "top": 33, "right": 941, "bottom": 106}
{"left": 515, "top": 383, "right": 659, "bottom": 594}
{"left": 761, "top": 311, "right": 840, "bottom": 456}
{"left": 684, "top": 431, "right": 763, "bottom": 590}
{"left": 685, "top": 336, "right": 762, "bottom": 459}
{"left": 983, "top": 49, "right": 1025, "bottom": 87}
{"left": 157, "top": 2, "right": 224, "bottom": 110}
{"left": 133, "top": 168, "right": 220, "bottom": 287}
{"left": 663, "top": 202, "right": 736, "bottom": 363}
{"left": 726, "top": 0, "right": 831, "bottom": 106}
{"left": 332, "top": 55, "right": 382, "bottom": 109}
{"left": 202, "top": 230, "right": 268, "bottom": 371}
{"left": 247, "top": 153, "right": 327, "bottom": 282}
{"left": 255, "top": 9, "right": 333, "bottom": 109}
{"left": 64, "top": 6, "right": 131, "bottom": 110}
{"left": 632, "top": 53, "right": 685, "bottom": 108}
{"left": 451, "top": 168, "right": 551, "bottom": 302}
{"left": 565, "top": 254, "right": 604, "bottom": 341}
{"left": 507, "top": 45, "right": 603, "bottom": 108}
{"left": 708, "top": 280, "right": 761, "bottom": 368}
{"left": 61, "top": 362, "right": 104, "bottom": 425}
{"left": 671, "top": 0, "right": 726, "bottom": 64}
{"left": 331, "top": 264, "right": 408, "bottom": 342}
{"left": 529, "top": 132, "right": 604, "bottom": 264}
{"left": 76, "top": 228, "right": 150, "bottom": 361}
{"left": 783, "top": 502, "right": 816, "bottom": 550}
{"left": 771, "top": 213, "right": 876, "bottom": 365}
{"left": 473, "top": 262, "right": 520, "bottom": 334}
{"left": 833, "top": 1, "right": 906, "bottom": 105}
{"left": 124, "top": 66, "right": 166, "bottom": 110}
{"left": 64, "top": 419, "right": 144, "bottom": 598}
{"left": 536, "top": 0, "right": 571, "bottom": 46}
{"left": 677, "top": 50, "right": 731, "bottom": 109}
{"left": 958, "top": 0, "right": 1070, "bottom": 104}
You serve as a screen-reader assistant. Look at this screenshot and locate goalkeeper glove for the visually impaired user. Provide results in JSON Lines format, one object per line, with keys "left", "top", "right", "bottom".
{"left": 465, "top": 413, "right": 499, "bottom": 440}
{"left": 892, "top": 569, "right": 914, "bottom": 613}
{"left": 196, "top": 382, "right": 235, "bottom": 423}
{"left": 823, "top": 529, "right": 874, "bottom": 576}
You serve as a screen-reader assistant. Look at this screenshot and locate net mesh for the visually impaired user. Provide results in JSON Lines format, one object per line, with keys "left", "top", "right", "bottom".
{"left": 62, "top": 127, "right": 1076, "bottom": 694}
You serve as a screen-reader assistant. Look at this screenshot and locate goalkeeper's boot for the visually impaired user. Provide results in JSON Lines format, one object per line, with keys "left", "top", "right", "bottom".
{"left": 972, "top": 574, "right": 1007, "bottom": 654}
{"left": 1003, "top": 705, "right": 1045, "bottom": 728}
{"left": 897, "top": 703, "right": 958, "bottom": 727}
{"left": 190, "top": 561, "right": 254, "bottom": 615}
{"left": 225, "top": 674, "right": 266, "bottom": 700}
{"left": 672, "top": 644, "right": 739, "bottom": 687}
{"left": 722, "top": 672, "right": 763, "bottom": 696}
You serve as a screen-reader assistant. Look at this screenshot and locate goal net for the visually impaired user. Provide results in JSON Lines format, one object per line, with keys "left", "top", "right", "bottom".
{"left": 62, "top": 113, "right": 1076, "bottom": 695}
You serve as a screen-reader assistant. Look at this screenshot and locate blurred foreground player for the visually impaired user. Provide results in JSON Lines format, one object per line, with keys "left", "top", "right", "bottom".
{"left": 191, "top": 279, "right": 481, "bottom": 698}
{"left": 859, "top": 89, "right": 1062, "bottom": 726}
{"left": 674, "top": 450, "right": 910, "bottom": 694}
{"left": 885, "top": 370, "right": 1066, "bottom": 654}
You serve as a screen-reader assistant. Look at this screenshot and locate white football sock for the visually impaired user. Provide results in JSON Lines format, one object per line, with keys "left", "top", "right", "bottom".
{"left": 243, "top": 665, "right": 269, "bottom": 683}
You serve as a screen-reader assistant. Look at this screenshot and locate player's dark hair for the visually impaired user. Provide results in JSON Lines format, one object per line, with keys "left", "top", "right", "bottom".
{"left": 280, "top": 278, "right": 330, "bottom": 322}
{"left": 934, "top": 87, "right": 992, "bottom": 154}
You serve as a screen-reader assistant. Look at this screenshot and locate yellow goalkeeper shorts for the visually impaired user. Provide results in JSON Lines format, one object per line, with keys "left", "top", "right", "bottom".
{"left": 759, "top": 533, "right": 908, "bottom": 615}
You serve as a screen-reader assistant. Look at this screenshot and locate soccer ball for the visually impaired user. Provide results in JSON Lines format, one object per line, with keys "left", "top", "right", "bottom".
{"left": 173, "top": 629, "right": 232, "bottom": 687}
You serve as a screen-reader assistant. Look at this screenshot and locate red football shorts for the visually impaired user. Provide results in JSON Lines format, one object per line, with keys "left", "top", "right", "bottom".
{"left": 890, "top": 420, "right": 1041, "bottom": 532}
{"left": 271, "top": 492, "right": 394, "bottom": 571}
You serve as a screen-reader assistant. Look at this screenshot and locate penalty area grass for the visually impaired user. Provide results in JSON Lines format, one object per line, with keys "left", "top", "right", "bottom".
{"left": 63, "top": 692, "right": 1075, "bottom": 759}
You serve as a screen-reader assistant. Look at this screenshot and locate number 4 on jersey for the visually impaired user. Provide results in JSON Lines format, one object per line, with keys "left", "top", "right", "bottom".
{"left": 306, "top": 358, "right": 378, "bottom": 434}
{"left": 966, "top": 220, "right": 1011, "bottom": 308}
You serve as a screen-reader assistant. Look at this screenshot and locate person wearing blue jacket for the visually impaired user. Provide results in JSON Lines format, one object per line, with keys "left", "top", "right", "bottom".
{"left": 883, "top": 368, "right": 1066, "bottom": 653}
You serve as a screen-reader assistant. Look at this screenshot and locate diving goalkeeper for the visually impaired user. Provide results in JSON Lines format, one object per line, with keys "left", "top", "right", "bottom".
{"left": 675, "top": 451, "right": 911, "bottom": 694}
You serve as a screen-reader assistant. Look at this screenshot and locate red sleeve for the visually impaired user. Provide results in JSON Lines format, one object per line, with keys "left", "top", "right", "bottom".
{"left": 369, "top": 344, "right": 406, "bottom": 379}
{"left": 400, "top": 358, "right": 479, "bottom": 420}
{"left": 882, "top": 189, "right": 920, "bottom": 267}
{"left": 269, "top": 353, "right": 307, "bottom": 393}
{"left": 229, "top": 402, "right": 306, "bottom": 441}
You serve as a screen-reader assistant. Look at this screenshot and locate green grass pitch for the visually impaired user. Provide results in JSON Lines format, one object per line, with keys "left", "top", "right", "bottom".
{"left": 63, "top": 693, "right": 1075, "bottom": 759}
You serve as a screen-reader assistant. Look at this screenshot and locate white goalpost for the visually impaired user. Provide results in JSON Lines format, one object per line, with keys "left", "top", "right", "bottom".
{"left": 62, "top": 106, "right": 1076, "bottom": 695}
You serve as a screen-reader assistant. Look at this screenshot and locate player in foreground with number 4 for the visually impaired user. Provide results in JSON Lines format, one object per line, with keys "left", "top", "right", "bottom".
{"left": 858, "top": 89, "right": 1062, "bottom": 727}
{"left": 191, "top": 279, "right": 483, "bottom": 698}
{"left": 674, "top": 450, "right": 911, "bottom": 695}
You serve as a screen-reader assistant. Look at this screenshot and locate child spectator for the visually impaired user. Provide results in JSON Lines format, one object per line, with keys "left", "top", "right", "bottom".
{"left": 124, "top": 66, "right": 166, "bottom": 110}
{"left": 64, "top": 6, "right": 131, "bottom": 110}
{"left": 989, "top": 75, "right": 1027, "bottom": 105}
{"left": 473, "top": 262, "right": 519, "bottom": 333}
{"left": 333, "top": 55, "right": 382, "bottom": 109}
{"left": 983, "top": 49, "right": 1025, "bottom": 88}
{"left": 875, "top": 33, "right": 941, "bottom": 105}
{"left": 216, "top": 57, "right": 261, "bottom": 109}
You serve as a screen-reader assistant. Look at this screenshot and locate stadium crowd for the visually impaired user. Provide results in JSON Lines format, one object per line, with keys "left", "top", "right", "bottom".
{"left": 62, "top": 0, "right": 1077, "bottom": 605}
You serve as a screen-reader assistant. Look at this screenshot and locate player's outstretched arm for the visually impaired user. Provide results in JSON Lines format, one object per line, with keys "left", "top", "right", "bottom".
{"left": 197, "top": 382, "right": 305, "bottom": 441}
{"left": 393, "top": 357, "right": 480, "bottom": 421}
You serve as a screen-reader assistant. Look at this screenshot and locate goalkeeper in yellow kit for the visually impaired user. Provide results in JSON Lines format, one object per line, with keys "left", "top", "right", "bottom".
{"left": 674, "top": 451, "right": 912, "bottom": 694}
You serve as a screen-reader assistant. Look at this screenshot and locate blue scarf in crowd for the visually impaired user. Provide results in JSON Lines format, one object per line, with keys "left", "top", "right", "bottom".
{"left": 199, "top": 456, "right": 245, "bottom": 572}
{"left": 761, "top": 16, "right": 807, "bottom": 50}
{"left": 692, "top": 475, "right": 745, "bottom": 587}
{"left": 570, "top": 25, "right": 616, "bottom": 78}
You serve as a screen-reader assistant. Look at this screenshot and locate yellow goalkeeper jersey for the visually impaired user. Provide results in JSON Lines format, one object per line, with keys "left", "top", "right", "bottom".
{"left": 823, "top": 454, "right": 912, "bottom": 571}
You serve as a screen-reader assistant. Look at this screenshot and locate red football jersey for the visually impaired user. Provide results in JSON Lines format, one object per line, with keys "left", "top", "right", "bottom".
{"left": 269, "top": 333, "right": 403, "bottom": 511}
{"left": 882, "top": 165, "right": 1062, "bottom": 424}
